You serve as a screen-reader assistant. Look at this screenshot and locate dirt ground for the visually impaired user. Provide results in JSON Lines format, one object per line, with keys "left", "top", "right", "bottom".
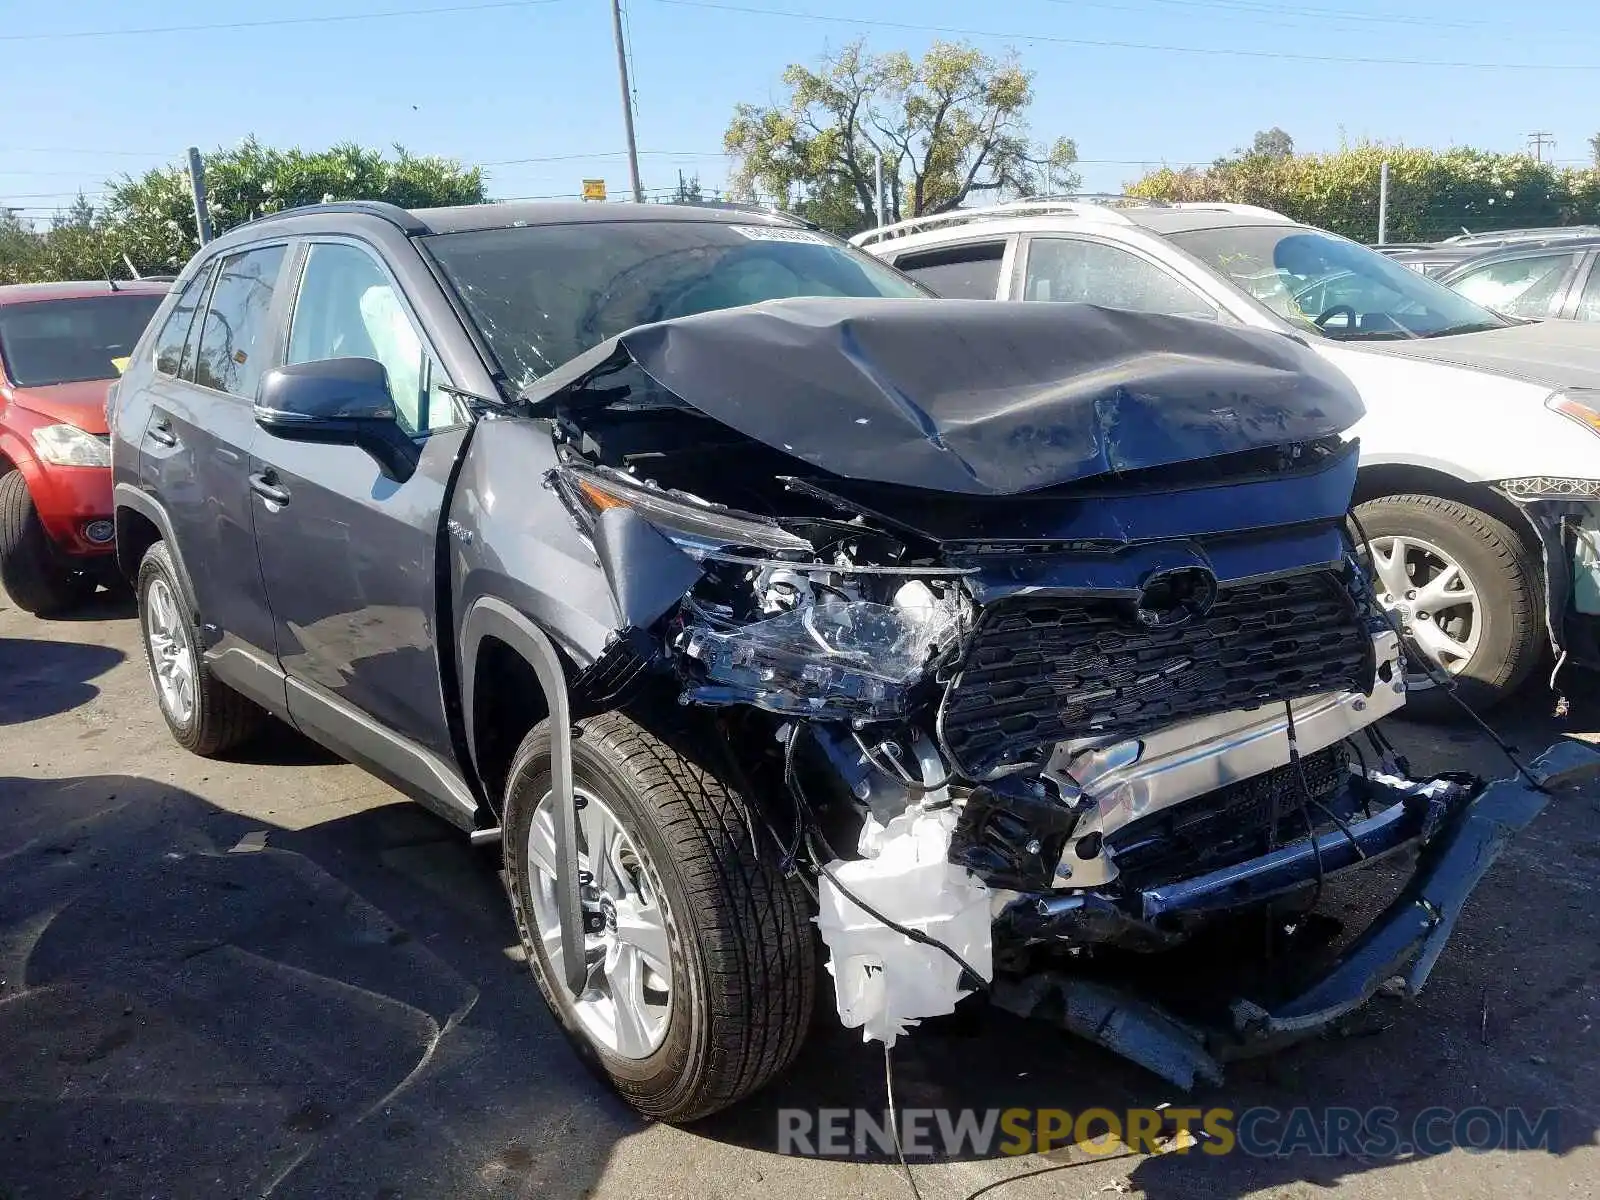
{"left": 2, "top": 588, "right": 1597, "bottom": 1200}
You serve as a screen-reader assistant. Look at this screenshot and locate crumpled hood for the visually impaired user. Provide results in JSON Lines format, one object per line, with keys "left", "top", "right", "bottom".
{"left": 3, "top": 379, "right": 113, "bottom": 434}
{"left": 1349, "top": 319, "right": 1600, "bottom": 392}
{"left": 524, "top": 298, "right": 1365, "bottom": 496}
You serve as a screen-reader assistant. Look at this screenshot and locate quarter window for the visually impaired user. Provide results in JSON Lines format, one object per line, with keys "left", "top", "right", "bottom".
{"left": 893, "top": 242, "right": 1006, "bottom": 299}
{"left": 153, "top": 261, "right": 215, "bottom": 377}
{"left": 287, "top": 243, "right": 455, "bottom": 434}
{"left": 193, "top": 245, "right": 287, "bottom": 397}
{"left": 1022, "top": 237, "right": 1219, "bottom": 319}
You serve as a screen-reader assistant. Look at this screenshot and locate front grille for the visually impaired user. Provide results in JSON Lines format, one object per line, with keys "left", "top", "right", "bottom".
{"left": 938, "top": 570, "right": 1372, "bottom": 778}
{"left": 1105, "top": 743, "right": 1350, "bottom": 890}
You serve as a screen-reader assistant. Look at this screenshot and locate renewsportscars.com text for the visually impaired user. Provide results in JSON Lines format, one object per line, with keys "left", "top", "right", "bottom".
{"left": 778, "top": 1106, "right": 1561, "bottom": 1159}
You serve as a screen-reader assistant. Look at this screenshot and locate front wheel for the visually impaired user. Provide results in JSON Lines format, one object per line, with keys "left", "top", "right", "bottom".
{"left": 504, "top": 711, "right": 816, "bottom": 1122}
{"left": 1353, "top": 493, "right": 1542, "bottom": 718}
{"left": 0, "top": 468, "right": 95, "bottom": 616}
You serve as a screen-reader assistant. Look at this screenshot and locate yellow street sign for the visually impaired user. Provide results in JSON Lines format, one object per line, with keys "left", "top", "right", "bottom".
{"left": 582, "top": 179, "right": 607, "bottom": 202}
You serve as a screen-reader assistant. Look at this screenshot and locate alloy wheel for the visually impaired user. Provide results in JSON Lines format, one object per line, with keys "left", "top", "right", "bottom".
{"left": 525, "top": 786, "right": 674, "bottom": 1060}
{"left": 143, "top": 576, "right": 196, "bottom": 725}
{"left": 1365, "top": 533, "right": 1481, "bottom": 689}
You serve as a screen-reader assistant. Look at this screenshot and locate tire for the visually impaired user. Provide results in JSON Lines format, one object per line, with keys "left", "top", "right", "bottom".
{"left": 136, "top": 541, "right": 264, "bottom": 755}
{"left": 0, "top": 468, "right": 95, "bottom": 616}
{"left": 504, "top": 711, "right": 816, "bottom": 1123}
{"left": 1354, "top": 493, "right": 1542, "bottom": 719}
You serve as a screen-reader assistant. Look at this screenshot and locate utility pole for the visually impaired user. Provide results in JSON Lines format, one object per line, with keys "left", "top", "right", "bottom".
{"left": 186, "top": 146, "right": 213, "bottom": 244}
{"left": 875, "top": 154, "right": 884, "bottom": 227}
{"left": 1528, "top": 131, "right": 1555, "bottom": 164}
{"left": 610, "top": 0, "right": 644, "bottom": 203}
{"left": 1377, "top": 160, "right": 1390, "bottom": 245}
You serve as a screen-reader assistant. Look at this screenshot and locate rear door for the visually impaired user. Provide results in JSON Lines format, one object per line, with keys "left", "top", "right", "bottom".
{"left": 141, "top": 242, "right": 289, "bottom": 684}
{"left": 249, "top": 238, "right": 471, "bottom": 775}
{"left": 1014, "top": 234, "right": 1222, "bottom": 319}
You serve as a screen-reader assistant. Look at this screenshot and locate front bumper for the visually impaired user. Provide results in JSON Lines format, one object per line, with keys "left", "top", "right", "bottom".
{"left": 13, "top": 458, "right": 114, "bottom": 557}
{"left": 1500, "top": 489, "right": 1600, "bottom": 674}
{"left": 994, "top": 739, "right": 1599, "bottom": 1089}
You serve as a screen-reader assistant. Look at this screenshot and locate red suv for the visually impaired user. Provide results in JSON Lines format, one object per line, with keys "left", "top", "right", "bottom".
{"left": 0, "top": 280, "right": 167, "bottom": 613}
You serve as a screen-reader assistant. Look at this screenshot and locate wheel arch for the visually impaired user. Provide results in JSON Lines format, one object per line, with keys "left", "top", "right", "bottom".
{"left": 111, "top": 484, "right": 199, "bottom": 611}
{"left": 1354, "top": 460, "right": 1561, "bottom": 683}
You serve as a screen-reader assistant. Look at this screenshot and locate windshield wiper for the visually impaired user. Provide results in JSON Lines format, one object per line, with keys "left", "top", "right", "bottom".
{"left": 1420, "top": 321, "right": 1507, "bottom": 338}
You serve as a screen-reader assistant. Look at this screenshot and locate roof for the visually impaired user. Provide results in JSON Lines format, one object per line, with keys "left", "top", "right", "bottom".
{"left": 226, "top": 198, "right": 807, "bottom": 240}
{"left": 416, "top": 200, "right": 806, "bottom": 234}
{"left": 851, "top": 198, "right": 1296, "bottom": 249}
{"left": 0, "top": 279, "right": 170, "bottom": 306}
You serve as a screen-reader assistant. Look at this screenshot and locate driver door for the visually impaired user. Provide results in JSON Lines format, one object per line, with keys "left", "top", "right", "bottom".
{"left": 249, "top": 238, "right": 474, "bottom": 815}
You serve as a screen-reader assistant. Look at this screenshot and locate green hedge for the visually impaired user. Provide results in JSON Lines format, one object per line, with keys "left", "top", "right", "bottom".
{"left": 1127, "top": 145, "right": 1600, "bottom": 243}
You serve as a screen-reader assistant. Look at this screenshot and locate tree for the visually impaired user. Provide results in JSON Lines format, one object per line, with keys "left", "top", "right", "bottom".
{"left": 104, "top": 139, "right": 487, "bottom": 274}
{"left": 1250, "top": 127, "right": 1295, "bottom": 160}
{"left": 724, "top": 40, "right": 1079, "bottom": 236}
{"left": 670, "top": 172, "right": 704, "bottom": 204}
{"left": 0, "top": 208, "right": 42, "bottom": 285}
{"left": 1590, "top": 132, "right": 1600, "bottom": 168}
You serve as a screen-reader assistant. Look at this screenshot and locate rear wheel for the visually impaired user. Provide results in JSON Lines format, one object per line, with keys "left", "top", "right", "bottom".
{"left": 136, "top": 541, "right": 264, "bottom": 755}
{"left": 0, "top": 468, "right": 95, "bottom": 615}
{"left": 504, "top": 711, "right": 815, "bottom": 1122}
{"left": 1353, "top": 493, "right": 1542, "bottom": 718}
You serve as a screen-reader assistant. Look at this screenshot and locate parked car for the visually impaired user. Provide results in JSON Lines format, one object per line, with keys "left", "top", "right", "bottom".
{"left": 110, "top": 199, "right": 1566, "bottom": 1121}
{"left": 1437, "top": 235, "right": 1600, "bottom": 321}
{"left": 855, "top": 199, "right": 1600, "bottom": 716}
{"left": 1377, "top": 227, "right": 1600, "bottom": 278}
{"left": 0, "top": 280, "right": 167, "bottom": 613}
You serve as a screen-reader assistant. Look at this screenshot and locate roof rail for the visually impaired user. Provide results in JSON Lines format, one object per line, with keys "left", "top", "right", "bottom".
{"left": 671, "top": 199, "right": 816, "bottom": 229}
{"left": 850, "top": 200, "right": 1136, "bottom": 247}
{"left": 233, "top": 199, "right": 431, "bottom": 236}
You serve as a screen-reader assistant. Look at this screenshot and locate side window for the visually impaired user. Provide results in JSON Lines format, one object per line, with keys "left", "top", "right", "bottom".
{"left": 1022, "top": 237, "right": 1219, "bottom": 319}
{"left": 153, "top": 260, "right": 215, "bottom": 377}
{"left": 1579, "top": 262, "right": 1600, "bottom": 323}
{"left": 193, "top": 245, "right": 287, "bottom": 397}
{"left": 287, "top": 243, "right": 457, "bottom": 435}
{"left": 1450, "top": 252, "right": 1578, "bottom": 319}
{"left": 893, "top": 242, "right": 1006, "bottom": 299}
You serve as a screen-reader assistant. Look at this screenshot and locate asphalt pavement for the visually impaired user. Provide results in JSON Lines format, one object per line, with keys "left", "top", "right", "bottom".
{"left": 2, "top": 588, "right": 1597, "bottom": 1200}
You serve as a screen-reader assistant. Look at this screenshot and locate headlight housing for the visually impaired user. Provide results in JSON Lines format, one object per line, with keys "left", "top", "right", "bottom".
{"left": 1546, "top": 390, "right": 1600, "bottom": 438}
{"left": 31, "top": 423, "right": 111, "bottom": 468}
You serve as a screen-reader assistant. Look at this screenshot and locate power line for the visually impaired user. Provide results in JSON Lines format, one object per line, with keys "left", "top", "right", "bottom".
{"left": 648, "top": 0, "right": 1600, "bottom": 71}
{"left": 0, "top": 0, "right": 567, "bottom": 43}
{"left": 1046, "top": 0, "right": 1485, "bottom": 33}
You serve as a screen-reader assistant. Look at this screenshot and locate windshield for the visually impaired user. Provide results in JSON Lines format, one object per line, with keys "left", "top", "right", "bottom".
{"left": 0, "top": 294, "right": 164, "bottom": 387}
{"left": 1167, "top": 225, "right": 1508, "bottom": 340}
{"left": 425, "top": 218, "right": 926, "bottom": 387}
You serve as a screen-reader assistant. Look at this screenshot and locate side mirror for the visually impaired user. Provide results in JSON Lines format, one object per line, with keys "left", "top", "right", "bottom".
{"left": 254, "top": 358, "right": 418, "bottom": 480}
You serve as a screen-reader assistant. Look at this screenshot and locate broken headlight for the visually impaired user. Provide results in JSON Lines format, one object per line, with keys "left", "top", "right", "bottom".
{"left": 676, "top": 583, "right": 965, "bottom": 721}
{"left": 555, "top": 462, "right": 814, "bottom": 555}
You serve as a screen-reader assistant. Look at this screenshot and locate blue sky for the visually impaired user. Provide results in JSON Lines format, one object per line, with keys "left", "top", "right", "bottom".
{"left": 2, "top": 0, "right": 1596, "bottom": 219}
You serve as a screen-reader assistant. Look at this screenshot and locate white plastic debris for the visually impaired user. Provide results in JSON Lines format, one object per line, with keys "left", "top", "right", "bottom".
{"left": 815, "top": 805, "right": 993, "bottom": 1047}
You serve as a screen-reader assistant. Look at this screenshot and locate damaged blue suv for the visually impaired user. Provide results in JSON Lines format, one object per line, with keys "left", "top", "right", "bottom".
{"left": 109, "top": 200, "right": 1583, "bottom": 1121}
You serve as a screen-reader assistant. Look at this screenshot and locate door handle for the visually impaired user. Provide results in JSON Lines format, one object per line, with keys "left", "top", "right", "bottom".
{"left": 249, "top": 471, "right": 291, "bottom": 507}
{"left": 147, "top": 417, "right": 177, "bottom": 448}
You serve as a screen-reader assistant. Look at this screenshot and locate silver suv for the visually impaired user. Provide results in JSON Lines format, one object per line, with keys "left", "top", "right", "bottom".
{"left": 856, "top": 199, "right": 1600, "bottom": 719}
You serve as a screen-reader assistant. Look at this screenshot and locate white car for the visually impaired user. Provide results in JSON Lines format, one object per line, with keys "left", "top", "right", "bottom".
{"left": 855, "top": 200, "right": 1600, "bottom": 716}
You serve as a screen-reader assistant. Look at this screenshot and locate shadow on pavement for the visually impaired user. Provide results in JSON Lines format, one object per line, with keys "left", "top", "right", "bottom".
{"left": 32, "top": 587, "right": 140, "bottom": 624}
{"left": 0, "top": 638, "right": 124, "bottom": 725}
{"left": 0, "top": 774, "right": 637, "bottom": 1200}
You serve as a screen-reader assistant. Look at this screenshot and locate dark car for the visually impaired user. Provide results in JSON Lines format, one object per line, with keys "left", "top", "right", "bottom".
{"left": 109, "top": 200, "right": 1571, "bottom": 1121}
{"left": 0, "top": 280, "right": 167, "bottom": 613}
{"left": 1438, "top": 235, "right": 1600, "bottom": 321}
